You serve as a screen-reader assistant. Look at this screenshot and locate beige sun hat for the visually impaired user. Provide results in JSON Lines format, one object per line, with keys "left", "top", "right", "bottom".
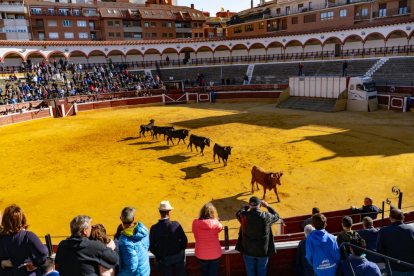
{"left": 158, "top": 201, "right": 174, "bottom": 211}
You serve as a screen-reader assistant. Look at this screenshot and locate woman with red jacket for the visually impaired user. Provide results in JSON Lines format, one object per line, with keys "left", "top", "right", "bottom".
{"left": 192, "top": 203, "right": 223, "bottom": 276}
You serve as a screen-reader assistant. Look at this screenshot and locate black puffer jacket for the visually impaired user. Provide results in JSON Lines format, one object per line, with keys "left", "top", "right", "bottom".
{"left": 56, "top": 235, "right": 118, "bottom": 276}
{"left": 235, "top": 206, "right": 280, "bottom": 257}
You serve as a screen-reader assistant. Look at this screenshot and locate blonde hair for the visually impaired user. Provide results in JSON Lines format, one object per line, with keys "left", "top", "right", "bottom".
{"left": 199, "top": 203, "right": 219, "bottom": 220}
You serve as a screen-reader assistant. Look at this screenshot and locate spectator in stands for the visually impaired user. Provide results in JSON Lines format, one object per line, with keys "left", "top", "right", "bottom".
{"left": 41, "top": 257, "right": 59, "bottom": 276}
{"left": 298, "top": 63, "right": 304, "bottom": 76}
{"left": 301, "top": 207, "right": 320, "bottom": 229}
{"left": 306, "top": 213, "right": 340, "bottom": 276}
{"left": 243, "top": 75, "right": 249, "bottom": 85}
{"left": 351, "top": 197, "right": 381, "bottom": 221}
{"left": 118, "top": 207, "right": 150, "bottom": 276}
{"left": 377, "top": 209, "right": 414, "bottom": 275}
{"left": 337, "top": 236, "right": 381, "bottom": 276}
{"left": 357, "top": 217, "right": 381, "bottom": 263}
{"left": 89, "top": 224, "right": 116, "bottom": 276}
{"left": 56, "top": 215, "right": 118, "bottom": 276}
{"left": 337, "top": 216, "right": 360, "bottom": 260}
{"left": 342, "top": 61, "right": 348, "bottom": 77}
{"left": 192, "top": 203, "right": 223, "bottom": 276}
{"left": 294, "top": 225, "right": 315, "bottom": 276}
{"left": 0, "top": 204, "right": 48, "bottom": 276}
{"left": 235, "top": 197, "right": 280, "bottom": 276}
{"left": 150, "top": 201, "right": 188, "bottom": 276}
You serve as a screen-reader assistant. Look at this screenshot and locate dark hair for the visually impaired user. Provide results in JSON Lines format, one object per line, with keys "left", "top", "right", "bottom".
{"left": 350, "top": 236, "right": 366, "bottom": 256}
{"left": 41, "top": 257, "right": 54, "bottom": 274}
{"left": 390, "top": 209, "right": 404, "bottom": 221}
{"left": 312, "top": 207, "right": 320, "bottom": 215}
{"left": 89, "top": 224, "right": 111, "bottom": 245}
{"left": 114, "top": 224, "right": 123, "bottom": 240}
{"left": 342, "top": 216, "right": 353, "bottom": 228}
{"left": 312, "top": 214, "right": 327, "bottom": 230}
{"left": 1, "top": 204, "right": 29, "bottom": 235}
{"left": 159, "top": 210, "right": 169, "bottom": 217}
{"left": 362, "top": 217, "right": 373, "bottom": 228}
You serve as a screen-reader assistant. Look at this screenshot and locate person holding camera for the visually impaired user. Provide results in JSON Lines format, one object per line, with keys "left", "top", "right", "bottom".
{"left": 235, "top": 197, "right": 281, "bottom": 276}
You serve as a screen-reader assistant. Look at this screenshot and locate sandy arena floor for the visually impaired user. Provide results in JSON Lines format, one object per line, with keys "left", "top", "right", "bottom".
{"left": 1, "top": 102, "right": 413, "bottom": 242}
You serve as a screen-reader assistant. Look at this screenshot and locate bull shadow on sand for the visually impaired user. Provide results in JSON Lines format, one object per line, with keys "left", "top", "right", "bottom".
{"left": 210, "top": 192, "right": 251, "bottom": 221}
{"left": 141, "top": 145, "right": 171, "bottom": 151}
{"left": 128, "top": 141, "right": 157, "bottom": 146}
{"left": 180, "top": 163, "right": 219, "bottom": 179}
{"left": 118, "top": 136, "right": 140, "bottom": 142}
{"left": 159, "top": 154, "right": 191, "bottom": 164}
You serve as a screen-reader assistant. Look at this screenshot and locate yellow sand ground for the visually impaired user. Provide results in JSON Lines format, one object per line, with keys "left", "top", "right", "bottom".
{"left": 1, "top": 103, "right": 413, "bottom": 242}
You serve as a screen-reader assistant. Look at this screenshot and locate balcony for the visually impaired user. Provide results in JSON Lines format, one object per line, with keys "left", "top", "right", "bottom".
{"left": 0, "top": 3, "right": 24, "bottom": 13}
{"left": 372, "top": 7, "right": 411, "bottom": 18}
{"left": 33, "top": 25, "right": 45, "bottom": 30}
{"left": 30, "top": 11, "right": 100, "bottom": 17}
{"left": 176, "top": 27, "right": 192, "bottom": 33}
{"left": 123, "top": 26, "right": 142, "bottom": 32}
{"left": 89, "top": 26, "right": 101, "bottom": 31}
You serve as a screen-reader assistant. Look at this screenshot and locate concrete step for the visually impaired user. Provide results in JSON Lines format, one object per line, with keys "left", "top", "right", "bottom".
{"left": 279, "top": 97, "right": 337, "bottom": 112}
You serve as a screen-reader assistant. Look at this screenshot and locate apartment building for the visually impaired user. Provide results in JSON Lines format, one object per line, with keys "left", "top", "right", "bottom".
{"left": 26, "top": 0, "right": 206, "bottom": 41}
{"left": 226, "top": 0, "right": 413, "bottom": 36}
{"left": 204, "top": 10, "right": 236, "bottom": 38}
{"left": 0, "top": 0, "right": 30, "bottom": 40}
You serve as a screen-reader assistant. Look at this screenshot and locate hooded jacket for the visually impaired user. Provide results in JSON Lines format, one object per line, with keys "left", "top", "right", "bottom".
{"left": 55, "top": 235, "right": 118, "bottom": 276}
{"left": 337, "top": 230, "right": 360, "bottom": 259}
{"left": 306, "top": 229, "right": 340, "bottom": 276}
{"left": 338, "top": 256, "right": 381, "bottom": 276}
{"left": 118, "top": 222, "right": 150, "bottom": 276}
{"left": 192, "top": 217, "right": 223, "bottom": 260}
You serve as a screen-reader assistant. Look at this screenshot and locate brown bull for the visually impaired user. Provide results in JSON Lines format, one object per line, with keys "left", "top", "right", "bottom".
{"left": 250, "top": 166, "right": 284, "bottom": 202}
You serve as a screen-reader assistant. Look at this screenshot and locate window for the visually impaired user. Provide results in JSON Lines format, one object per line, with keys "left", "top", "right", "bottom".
{"left": 276, "top": 8, "right": 281, "bottom": 14}
{"left": 59, "top": 9, "right": 68, "bottom": 15}
{"left": 107, "top": 9, "right": 112, "bottom": 13}
{"left": 48, "top": 9, "right": 55, "bottom": 14}
{"left": 133, "top": 33, "right": 142, "bottom": 38}
{"left": 199, "top": 23, "right": 203, "bottom": 28}
{"left": 379, "top": 3, "right": 387, "bottom": 17}
{"left": 286, "top": 6, "right": 290, "bottom": 15}
{"left": 17, "top": 15, "right": 24, "bottom": 19}
{"left": 79, "top": 33, "right": 88, "bottom": 38}
{"left": 166, "top": 12, "right": 171, "bottom": 16}
{"left": 47, "top": 20, "right": 57, "bottom": 26}
{"left": 162, "top": 22, "right": 166, "bottom": 27}
{"left": 169, "top": 33, "right": 173, "bottom": 37}
{"left": 145, "top": 32, "right": 150, "bottom": 38}
{"left": 309, "top": 2, "right": 313, "bottom": 9}
{"left": 194, "top": 23, "right": 197, "bottom": 28}
{"left": 113, "top": 10, "right": 117, "bottom": 14}
{"left": 234, "top": 26, "right": 242, "bottom": 33}
{"left": 340, "top": 9, "right": 347, "bottom": 17}
{"left": 151, "top": 22, "right": 156, "bottom": 27}
{"left": 64, "top": 32, "right": 74, "bottom": 38}
{"left": 144, "top": 11, "right": 148, "bottom": 15}
{"left": 74, "top": 10, "right": 79, "bottom": 15}
{"left": 124, "top": 32, "right": 132, "bottom": 38}
{"left": 298, "top": 4, "right": 304, "bottom": 11}
{"left": 151, "top": 11, "right": 155, "bottom": 15}
{"left": 144, "top": 22, "right": 149, "bottom": 27}
{"left": 30, "top": 8, "right": 42, "bottom": 14}
{"left": 259, "top": 22, "right": 264, "bottom": 29}
{"left": 209, "top": 33, "right": 214, "bottom": 38}
{"left": 49, "top": 32, "right": 59, "bottom": 39}
{"left": 168, "top": 22, "right": 172, "bottom": 27}
{"left": 304, "top": 13, "right": 316, "bottom": 23}
{"left": 63, "top": 20, "right": 72, "bottom": 27}
{"left": 320, "top": 11, "right": 334, "bottom": 20}
{"left": 162, "top": 33, "right": 167, "bottom": 37}
{"left": 194, "top": 33, "right": 198, "bottom": 37}
{"left": 116, "top": 32, "right": 121, "bottom": 37}
{"left": 399, "top": 0, "right": 408, "bottom": 14}
{"left": 292, "top": 17, "right": 298, "bottom": 24}
{"left": 108, "top": 21, "right": 113, "bottom": 26}
{"left": 175, "top": 22, "right": 182, "bottom": 28}
{"left": 115, "top": 21, "right": 120, "bottom": 27}
{"left": 176, "top": 33, "right": 183, "bottom": 38}
{"left": 361, "top": 8, "right": 368, "bottom": 16}
{"left": 133, "top": 21, "right": 141, "bottom": 27}
{"left": 108, "top": 32, "right": 114, "bottom": 38}
{"left": 199, "top": 33, "right": 203, "bottom": 38}
{"left": 77, "top": 20, "right": 87, "bottom": 27}
{"left": 244, "top": 25, "right": 254, "bottom": 32}
{"left": 197, "top": 14, "right": 201, "bottom": 17}
{"left": 159, "top": 12, "right": 163, "bottom": 16}
{"left": 152, "top": 33, "right": 157, "bottom": 38}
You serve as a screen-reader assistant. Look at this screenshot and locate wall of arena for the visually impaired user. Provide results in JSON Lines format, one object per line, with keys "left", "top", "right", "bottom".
{"left": 0, "top": 22, "right": 412, "bottom": 66}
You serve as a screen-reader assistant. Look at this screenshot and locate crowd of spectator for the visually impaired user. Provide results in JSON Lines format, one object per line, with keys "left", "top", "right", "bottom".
{"left": 0, "top": 196, "right": 413, "bottom": 276}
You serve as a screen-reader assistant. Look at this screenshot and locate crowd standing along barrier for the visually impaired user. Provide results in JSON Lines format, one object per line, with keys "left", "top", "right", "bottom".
{"left": 0, "top": 107, "right": 53, "bottom": 126}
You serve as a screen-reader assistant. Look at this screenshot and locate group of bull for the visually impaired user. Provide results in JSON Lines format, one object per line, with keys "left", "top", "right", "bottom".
{"left": 139, "top": 119, "right": 285, "bottom": 202}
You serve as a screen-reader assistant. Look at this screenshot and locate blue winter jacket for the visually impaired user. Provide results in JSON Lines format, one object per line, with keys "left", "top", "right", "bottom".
{"left": 306, "top": 229, "right": 340, "bottom": 276}
{"left": 118, "top": 222, "right": 150, "bottom": 276}
{"left": 338, "top": 256, "right": 381, "bottom": 276}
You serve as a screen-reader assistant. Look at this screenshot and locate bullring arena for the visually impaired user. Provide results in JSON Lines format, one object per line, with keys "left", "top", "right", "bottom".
{"left": 1, "top": 101, "right": 414, "bottom": 243}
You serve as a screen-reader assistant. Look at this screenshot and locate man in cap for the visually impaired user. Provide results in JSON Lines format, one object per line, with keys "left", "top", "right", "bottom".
{"left": 235, "top": 197, "right": 281, "bottom": 276}
{"left": 150, "top": 201, "right": 188, "bottom": 276}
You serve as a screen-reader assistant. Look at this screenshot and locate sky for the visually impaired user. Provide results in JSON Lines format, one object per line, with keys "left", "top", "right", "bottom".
{"left": 177, "top": 0, "right": 252, "bottom": 14}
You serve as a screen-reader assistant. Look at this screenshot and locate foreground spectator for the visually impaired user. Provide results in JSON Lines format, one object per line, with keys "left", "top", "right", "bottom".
{"left": 337, "top": 236, "right": 381, "bottom": 276}
{"left": 41, "top": 257, "right": 59, "bottom": 276}
{"left": 306, "top": 214, "right": 340, "bottom": 276}
{"left": 113, "top": 224, "right": 123, "bottom": 254}
{"left": 377, "top": 209, "right": 414, "bottom": 275}
{"left": 0, "top": 204, "right": 48, "bottom": 276}
{"left": 0, "top": 210, "right": 13, "bottom": 276}
{"left": 150, "top": 201, "right": 188, "bottom": 276}
{"left": 89, "top": 224, "right": 116, "bottom": 276}
{"left": 118, "top": 207, "right": 150, "bottom": 276}
{"left": 235, "top": 197, "right": 280, "bottom": 276}
{"left": 337, "top": 216, "right": 360, "bottom": 260}
{"left": 301, "top": 207, "right": 320, "bottom": 229}
{"left": 56, "top": 215, "right": 118, "bottom": 276}
{"left": 294, "top": 225, "right": 315, "bottom": 276}
{"left": 351, "top": 197, "right": 381, "bottom": 221}
{"left": 192, "top": 203, "right": 223, "bottom": 276}
{"left": 357, "top": 217, "right": 381, "bottom": 263}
